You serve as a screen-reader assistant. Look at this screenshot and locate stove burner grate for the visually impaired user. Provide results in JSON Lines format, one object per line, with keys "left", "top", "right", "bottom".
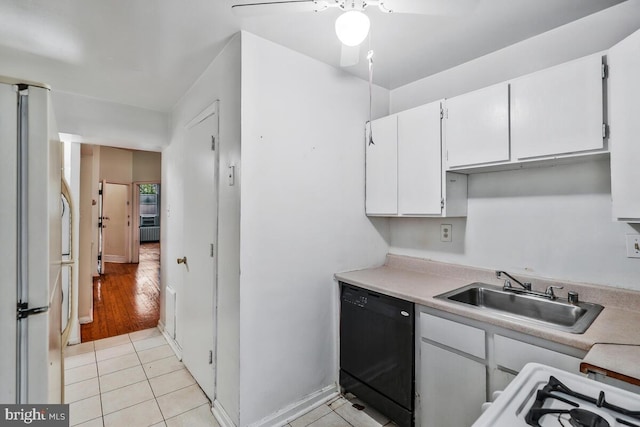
{"left": 525, "top": 376, "right": 640, "bottom": 427}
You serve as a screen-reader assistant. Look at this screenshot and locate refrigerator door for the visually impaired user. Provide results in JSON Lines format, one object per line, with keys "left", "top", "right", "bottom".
{"left": 16, "top": 84, "right": 62, "bottom": 404}
{"left": 0, "top": 82, "right": 19, "bottom": 404}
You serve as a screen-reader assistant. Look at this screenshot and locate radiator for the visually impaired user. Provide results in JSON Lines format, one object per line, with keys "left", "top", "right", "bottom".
{"left": 140, "top": 226, "right": 160, "bottom": 242}
{"left": 166, "top": 286, "right": 176, "bottom": 340}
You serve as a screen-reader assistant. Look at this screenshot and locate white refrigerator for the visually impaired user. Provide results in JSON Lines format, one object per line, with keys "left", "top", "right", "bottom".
{"left": 0, "top": 78, "right": 62, "bottom": 404}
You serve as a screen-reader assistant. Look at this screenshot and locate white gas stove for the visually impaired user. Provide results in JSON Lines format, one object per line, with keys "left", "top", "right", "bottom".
{"left": 473, "top": 363, "right": 640, "bottom": 427}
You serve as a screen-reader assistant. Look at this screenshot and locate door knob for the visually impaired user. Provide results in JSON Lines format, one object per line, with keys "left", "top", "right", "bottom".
{"left": 177, "top": 256, "right": 187, "bottom": 265}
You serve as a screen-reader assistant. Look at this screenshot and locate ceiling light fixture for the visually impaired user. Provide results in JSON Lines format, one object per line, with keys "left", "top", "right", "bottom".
{"left": 335, "top": 10, "right": 370, "bottom": 47}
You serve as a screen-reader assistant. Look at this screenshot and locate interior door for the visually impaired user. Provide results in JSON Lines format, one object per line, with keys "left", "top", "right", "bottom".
{"left": 102, "top": 182, "right": 131, "bottom": 263}
{"left": 179, "top": 102, "right": 219, "bottom": 400}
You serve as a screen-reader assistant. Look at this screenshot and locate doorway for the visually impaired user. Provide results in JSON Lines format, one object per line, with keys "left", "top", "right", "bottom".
{"left": 132, "top": 183, "right": 161, "bottom": 264}
{"left": 77, "top": 146, "right": 162, "bottom": 342}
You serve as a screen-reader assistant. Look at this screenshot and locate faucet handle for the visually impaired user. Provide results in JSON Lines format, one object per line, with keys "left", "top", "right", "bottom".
{"left": 545, "top": 285, "right": 564, "bottom": 298}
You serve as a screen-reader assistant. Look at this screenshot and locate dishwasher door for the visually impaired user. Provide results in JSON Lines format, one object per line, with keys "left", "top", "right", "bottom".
{"left": 340, "top": 283, "right": 414, "bottom": 427}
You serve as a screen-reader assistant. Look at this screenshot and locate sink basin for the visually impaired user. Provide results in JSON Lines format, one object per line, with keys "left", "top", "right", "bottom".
{"left": 435, "top": 283, "right": 603, "bottom": 334}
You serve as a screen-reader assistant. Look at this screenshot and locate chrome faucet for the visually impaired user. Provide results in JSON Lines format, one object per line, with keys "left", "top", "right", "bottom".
{"left": 496, "top": 271, "right": 532, "bottom": 291}
{"left": 496, "top": 270, "right": 564, "bottom": 300}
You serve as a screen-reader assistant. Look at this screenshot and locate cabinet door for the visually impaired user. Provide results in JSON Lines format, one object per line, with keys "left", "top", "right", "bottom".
{"left": 609, "top": 29, "right": 640, "bottom": 221}
{"left": 420, "top": 342, "right": 486, "bottom": 427}
{"left": 445, "top": 83, "right": 510, "bottom": 168}
{"left": 511, "top": 54, "right": 604, "bottom": 160}
{"left": 398, "top": 102, "right": 442, "bottom": 215}
{"left": 366, "top": 115, "right": 398, "bottom": 215}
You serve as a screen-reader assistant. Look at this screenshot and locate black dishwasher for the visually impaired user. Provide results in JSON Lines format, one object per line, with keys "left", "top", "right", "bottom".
{"left": 339, "top": 282, "right": 415, "bottom": 427}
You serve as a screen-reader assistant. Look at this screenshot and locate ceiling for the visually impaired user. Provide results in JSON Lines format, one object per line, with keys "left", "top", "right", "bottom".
{"left": 0, "top": 0, "right": 625, "bottom": 112}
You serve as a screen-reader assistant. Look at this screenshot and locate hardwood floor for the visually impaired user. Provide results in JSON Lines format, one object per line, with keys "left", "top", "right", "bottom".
{"left": 81, "top": 242, "right": 161, "bottom": 342}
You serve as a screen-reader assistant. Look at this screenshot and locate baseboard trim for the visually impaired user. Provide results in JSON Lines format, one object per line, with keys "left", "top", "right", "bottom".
{"left": 78, "top": 315, "right": 93, "bottom": 324}
{"left": 158, "top": 321, "right": 182, "bottom": 360}
{"left": 213, "top": 399, "right": 237, "bottom": 427}
{"left": 248, "top": 384, "right": 339, "bottom": 427}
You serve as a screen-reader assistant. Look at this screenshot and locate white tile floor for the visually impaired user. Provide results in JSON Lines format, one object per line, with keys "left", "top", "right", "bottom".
{"left": 64, "top": 328, "right": 215, "bottom": 427}
{"left": 64, "top": 328, "right": 396, "bottom": 427}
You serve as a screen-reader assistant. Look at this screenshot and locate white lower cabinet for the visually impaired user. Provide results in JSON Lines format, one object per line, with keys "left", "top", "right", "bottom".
{"left": 420, "top": 341, "right": 486, "bottom": 427}
{"left": 417, "top": 308, "right": 586, "bottom": 427}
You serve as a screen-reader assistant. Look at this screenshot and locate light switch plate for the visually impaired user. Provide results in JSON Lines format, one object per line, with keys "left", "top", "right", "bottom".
{"left": 626, "top": 234, "right": 640, "bottom": 258}
{"left": 441, "top": 224, "right": 452, "bottom": 242}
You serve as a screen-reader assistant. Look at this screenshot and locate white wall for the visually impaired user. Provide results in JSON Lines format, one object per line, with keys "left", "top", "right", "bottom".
{"left": 78, "top": 150, "right": 95, "bottom": 322}
{"left": 390, "top": 1, "right": 640, "bottom": 112}
{"left": 100, "top": 146, "right": 133, "bottom": 183}
{"left": 62, "top": 140, "right": 81, "bottom": 344}
{"left": 52, "top": 91, "right": 169, "bottom": 152}
{"left": 388, "top": 2, "right": 640, "bottom": 291}
{"left": 163, "top": 33, "right": 242, "bottom": 424}
{"left": 239, "top": 32, "right": 390, "bottom": 427}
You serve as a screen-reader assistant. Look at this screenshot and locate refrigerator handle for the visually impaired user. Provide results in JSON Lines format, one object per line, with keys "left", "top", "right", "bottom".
{"left": 17, "top": 302, "right": 49, "bottom": 320}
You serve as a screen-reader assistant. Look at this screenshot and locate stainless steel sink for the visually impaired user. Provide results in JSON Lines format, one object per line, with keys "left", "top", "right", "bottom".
{"left": 435, "top": 283, "right": 603, "bottom": 334}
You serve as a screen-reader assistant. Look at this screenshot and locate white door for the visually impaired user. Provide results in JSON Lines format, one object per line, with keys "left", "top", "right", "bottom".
{"left": 102, "top": 182, "right": 131, "bottom": 263}
{"left": 179, "top": 102, "right": 219, "bottom": 400}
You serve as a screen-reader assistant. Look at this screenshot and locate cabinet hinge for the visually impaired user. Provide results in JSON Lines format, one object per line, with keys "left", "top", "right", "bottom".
{"left": 601, "top": 63, "right": 608, "bottom": 79}
{"left": 441, "top": 198, "right": 445, "bottom": 209}
{"left": 211, "top": 135, "right": 216, "bottom": 151}
{"left": 210, "top": 243, "right": 214, "bottom": 258}
{"left": 602, "top": 123, "right": 608, "bottom": 139}
{"left": 440, "top": 107, "right": 444, "bottom": 119}
{"left": 209, "top": 350, "right": 213, "bottom": 364}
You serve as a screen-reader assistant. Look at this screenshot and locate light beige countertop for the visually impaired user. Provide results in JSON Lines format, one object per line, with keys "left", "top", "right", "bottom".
{"left": 580, "top": 344, "right": 640, "bottom": 386}
{"left": 335, "top": 254, "right": 640, "bottom": 383}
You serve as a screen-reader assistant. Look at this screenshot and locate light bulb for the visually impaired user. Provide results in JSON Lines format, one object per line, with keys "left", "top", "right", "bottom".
{"left": 335, "top": 11, "right": 370, "bottom": 47}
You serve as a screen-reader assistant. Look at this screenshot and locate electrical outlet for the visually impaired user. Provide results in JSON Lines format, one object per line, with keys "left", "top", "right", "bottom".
{"left": 441, "top": 224, "right": 452, "bottom": 242}
{"left": 626, "top": 234, "right": 640, "bottom": 258}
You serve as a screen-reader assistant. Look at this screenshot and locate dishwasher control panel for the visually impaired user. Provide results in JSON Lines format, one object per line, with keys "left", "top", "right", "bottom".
{"left": 342, "top": 289, "right": 367, "bottom": 307}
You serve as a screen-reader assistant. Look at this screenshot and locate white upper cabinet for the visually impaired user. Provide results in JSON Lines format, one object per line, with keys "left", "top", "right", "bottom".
{"left": 398, "top": 102, "right": 442, "bottom": 215}
{"left": 511, "top": 54, "right": 604, "bottom": 160}
{"left": 608, "top": 29, "right": 640, "bottom": 222}
{"left": 444, "top": 83, "right": 510, "bottom": 168}
{"left": 365, "top": 101, "right": 467, "bottom": 217}
{"left": 365, "top": 114, "right": 398, "bottom": 215}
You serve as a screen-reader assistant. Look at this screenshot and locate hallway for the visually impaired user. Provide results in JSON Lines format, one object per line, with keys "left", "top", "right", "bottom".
{"left": 81, "top": 243, "right": 161, "bottom": 342}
